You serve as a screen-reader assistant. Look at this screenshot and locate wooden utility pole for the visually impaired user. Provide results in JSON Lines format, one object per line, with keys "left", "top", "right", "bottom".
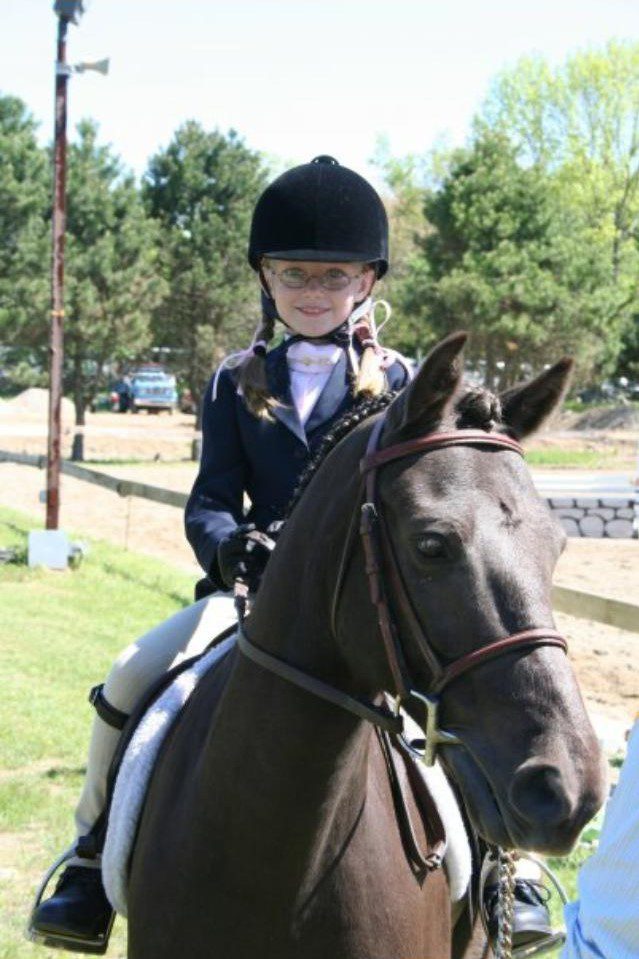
{"left": 46, "top": 11, "right": 72, "bottom": 529}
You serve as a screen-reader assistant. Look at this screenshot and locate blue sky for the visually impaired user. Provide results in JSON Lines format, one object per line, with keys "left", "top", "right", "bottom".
{"left": 3, "top": 0, "right": 639, "bottom": 184}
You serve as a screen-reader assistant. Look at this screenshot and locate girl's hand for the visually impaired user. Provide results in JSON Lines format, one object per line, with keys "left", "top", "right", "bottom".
{"left": 216, "top": 524, "right": 276, "bottom": 592}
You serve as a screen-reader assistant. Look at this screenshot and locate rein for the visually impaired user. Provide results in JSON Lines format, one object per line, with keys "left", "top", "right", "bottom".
{"left": 236, "top": 629, "right": 402, "bottom": 734}
{"left": 238, "top": 413, "right": 568, "bottom": 766}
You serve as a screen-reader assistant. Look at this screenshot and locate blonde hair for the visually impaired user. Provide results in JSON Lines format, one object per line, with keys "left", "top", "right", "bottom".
{"left": 351, "top": 312, "right": 389, "bottom": 399}
{"left": 236, "top": 311, "right": 279, "bottom": 419}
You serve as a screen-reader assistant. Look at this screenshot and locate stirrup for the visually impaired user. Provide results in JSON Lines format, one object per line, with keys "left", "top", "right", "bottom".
{"left": 25, "top": 847, "right": 114, "bottom": 955}
{"left": 478, "top": 851, "right": 568, "bottom": 958}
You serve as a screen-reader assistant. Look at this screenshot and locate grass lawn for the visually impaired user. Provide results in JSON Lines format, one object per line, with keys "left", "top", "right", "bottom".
{"left": 525, "top": 446, "right": 632, "bottom": 469}
{"left": 0, "top": 506, "right": 194, "bottom": 958}
{"left": 0, "top": 505, "right": 618, "bottom": 958}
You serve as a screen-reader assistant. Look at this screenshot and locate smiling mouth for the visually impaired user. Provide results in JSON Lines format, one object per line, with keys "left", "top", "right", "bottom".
{"left": 296, "top": 306, "right": 330, "bottom": 315}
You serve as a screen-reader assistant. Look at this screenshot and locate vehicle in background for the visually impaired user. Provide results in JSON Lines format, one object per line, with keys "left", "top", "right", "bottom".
{"left": 576, "top": 377, "right": 639, "bottom": 405}
{"left": 129, "top": 365, "right": 177, "bottom": 414}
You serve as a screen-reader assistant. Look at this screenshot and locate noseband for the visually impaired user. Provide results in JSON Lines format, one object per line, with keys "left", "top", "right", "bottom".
{"left": 239, "top": 411, "right": 568, "bottom": 766}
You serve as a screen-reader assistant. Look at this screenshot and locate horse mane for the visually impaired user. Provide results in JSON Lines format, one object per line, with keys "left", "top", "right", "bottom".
{"left": 454, "top": 386, "right": 502, "bottom": 431}
{"left": 285, "top": 383, "right": 503, "bottom": 519}
{"left": 285, "top": 391, "right": 397, "bottom": 519}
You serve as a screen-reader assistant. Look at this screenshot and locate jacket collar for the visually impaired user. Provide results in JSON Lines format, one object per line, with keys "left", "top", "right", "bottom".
{"left": 265, "top": 341, "right": 350, "bottom": 445}
{"left": 265, "top": 342, "right": 307, "bottom": 445}
{"left": 304, "top": 352, "right": 349, "bottom": 434}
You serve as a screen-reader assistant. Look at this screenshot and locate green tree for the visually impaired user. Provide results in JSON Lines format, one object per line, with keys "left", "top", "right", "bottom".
{"left": 143, "top": 123, "right": 267, "bottom": 437}
{"left": 405, "top": 132, "right": 623, "bottom": 387}
{"left": 480, "top": 42, "right": 639, "bottom": 377}
{"left": 64, "top": 120, "right": 165, "bottom": 459}
{"left": 370, "top": 137, "right": 431, "bottom": 358}
{"left": 0, "top": 94, "right": 49, "bottom": 382}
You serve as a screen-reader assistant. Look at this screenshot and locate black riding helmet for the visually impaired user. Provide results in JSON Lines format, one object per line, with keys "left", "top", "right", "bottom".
{"left": 248, "top": 155, "right": 389, "bottom": 279}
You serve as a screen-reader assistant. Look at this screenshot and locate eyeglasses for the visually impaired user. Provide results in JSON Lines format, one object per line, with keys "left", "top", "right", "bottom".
{"left": 267, "top": 265, "right": 364, "bottom": 291}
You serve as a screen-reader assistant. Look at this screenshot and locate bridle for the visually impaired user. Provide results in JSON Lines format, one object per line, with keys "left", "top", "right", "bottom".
{"left": 238, "top": 410, "right": 568, "bottom": 766}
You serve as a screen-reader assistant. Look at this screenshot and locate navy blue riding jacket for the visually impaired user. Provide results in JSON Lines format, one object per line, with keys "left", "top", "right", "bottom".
{"left": 185, "top": 339, "right": 411, "bottom": 589}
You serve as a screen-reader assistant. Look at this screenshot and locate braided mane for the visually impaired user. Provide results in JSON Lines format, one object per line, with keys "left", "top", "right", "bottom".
{"left": 285, "top": 392, "right": 396, "bottom": 518}
{"left": 285, "top": 383, "right": 503, "bottom": 518}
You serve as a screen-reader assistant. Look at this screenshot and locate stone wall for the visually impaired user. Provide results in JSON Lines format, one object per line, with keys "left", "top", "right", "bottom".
{"left": 547, "top": 497, "right": 638, "bottom": 538}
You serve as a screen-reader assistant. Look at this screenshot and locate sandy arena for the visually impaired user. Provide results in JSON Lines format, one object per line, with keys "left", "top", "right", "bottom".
{"left": 1, "top": 394, "right": 637, "bottom": 750}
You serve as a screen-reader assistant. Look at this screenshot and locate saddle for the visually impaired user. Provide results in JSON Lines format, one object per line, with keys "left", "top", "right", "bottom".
{"left": 87, "top": 626, "right": 472, "bottom": 919}
{"left": 78, "top": 622, "right": 238, "bottom": 864}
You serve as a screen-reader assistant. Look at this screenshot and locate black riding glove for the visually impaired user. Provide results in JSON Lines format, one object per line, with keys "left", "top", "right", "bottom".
{"left": 216, "top": 524, "right": 276, "bottom": 592}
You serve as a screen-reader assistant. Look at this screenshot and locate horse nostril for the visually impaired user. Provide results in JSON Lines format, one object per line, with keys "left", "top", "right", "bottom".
{"left": 509, "top": 761, "right": 572, "bottom": 827}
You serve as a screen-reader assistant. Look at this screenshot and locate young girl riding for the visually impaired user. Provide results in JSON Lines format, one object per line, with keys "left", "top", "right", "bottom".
{"left": 30, "top": 155, "right": 411, "bottom": 953}
{"left": 30, "top": 155, "right": 550, "bottom": 955}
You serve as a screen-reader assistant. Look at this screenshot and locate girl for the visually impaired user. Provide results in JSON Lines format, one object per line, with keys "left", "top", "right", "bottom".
{"left": 30, "top": 156, "right": 550, "bottom": 955}
{"left": 30, "top": 155, "right": 411, "bottom": 953}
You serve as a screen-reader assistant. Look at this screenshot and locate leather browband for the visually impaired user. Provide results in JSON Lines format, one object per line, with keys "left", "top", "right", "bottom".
{"left": 360, "top": 430, "right": 524, "bottom": 475}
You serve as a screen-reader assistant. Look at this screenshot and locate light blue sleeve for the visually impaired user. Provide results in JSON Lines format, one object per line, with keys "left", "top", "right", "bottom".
{"left": 560, "top": 720, "right": 639, "bottom": 959}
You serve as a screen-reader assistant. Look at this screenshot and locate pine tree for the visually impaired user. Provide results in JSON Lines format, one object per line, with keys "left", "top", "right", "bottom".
{"left": 143, "top": 122, "right": 267, "bottom": 434}
{"left": 64, "top": 120, "right": 165, "bottom": 459}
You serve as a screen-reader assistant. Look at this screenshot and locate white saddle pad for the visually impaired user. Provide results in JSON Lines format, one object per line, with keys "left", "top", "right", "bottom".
{"left": 102, "top": 636, "right": 471, "bottom": 917}
{"left": 102, "top": 635, "right": 236, "bottom": 917}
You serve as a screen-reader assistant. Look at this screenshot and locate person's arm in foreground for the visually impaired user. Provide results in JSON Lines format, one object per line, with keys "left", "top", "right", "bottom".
{"left": 561, "top": 719, "right": 639, "bottom": 959}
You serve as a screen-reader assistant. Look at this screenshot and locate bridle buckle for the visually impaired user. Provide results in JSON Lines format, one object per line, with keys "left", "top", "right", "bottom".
{"left": 409, "top": 690, "right": 462, "bottom": 766}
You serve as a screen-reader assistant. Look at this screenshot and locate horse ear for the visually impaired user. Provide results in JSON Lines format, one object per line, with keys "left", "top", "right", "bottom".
{"left": 500, "top": 358, "right": 574, "bottom": 439}
{"left": 383, "top": 331, "right": 468, "bottom": 442}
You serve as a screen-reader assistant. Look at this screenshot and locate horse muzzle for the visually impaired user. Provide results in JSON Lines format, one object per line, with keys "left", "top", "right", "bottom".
{"left": 506, "top": 756, "right": 607, "bottom": 855}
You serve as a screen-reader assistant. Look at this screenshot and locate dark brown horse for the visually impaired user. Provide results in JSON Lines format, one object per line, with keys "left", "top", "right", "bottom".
{"left": 127, "top": 333, "right": 606, "bottom": 959}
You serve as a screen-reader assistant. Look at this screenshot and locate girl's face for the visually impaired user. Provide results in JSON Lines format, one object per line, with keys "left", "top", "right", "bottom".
{"left": 263, "top": 259, "right": 375, "bottom": 338}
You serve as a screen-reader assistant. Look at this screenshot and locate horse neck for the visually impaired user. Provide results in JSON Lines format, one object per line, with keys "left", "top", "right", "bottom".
{"left": 210, "top": 429, "right": 378, "bottom": 846}
{"left": 249, "top": 427, "right": 371, "bottom": 687}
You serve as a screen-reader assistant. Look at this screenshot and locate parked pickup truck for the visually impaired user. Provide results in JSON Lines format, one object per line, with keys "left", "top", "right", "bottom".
{"left": 129, "top": 365, "right": 178, "bottom": 413}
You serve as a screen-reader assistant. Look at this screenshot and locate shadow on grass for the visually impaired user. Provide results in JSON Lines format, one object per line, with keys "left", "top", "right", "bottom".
{"left": 101, "top": 560, "right": 192, "bottom": 608}
{"left": 0, "top": 520, "right": 31, "bottom": 544}
{"left": 44, "top": 766, "right": 86, "bottom": 780}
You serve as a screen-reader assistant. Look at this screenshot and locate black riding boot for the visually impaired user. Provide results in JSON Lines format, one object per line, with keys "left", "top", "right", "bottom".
{"left": 484, "top": 876, "right": 553, "bottom": 949}
{"left": 29, "top": 864, "right": 115, "bottom": 955}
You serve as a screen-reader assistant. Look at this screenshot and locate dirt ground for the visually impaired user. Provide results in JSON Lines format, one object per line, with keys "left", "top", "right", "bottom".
{"left": 1, "top": 397, "right": 637, "bottom": 750}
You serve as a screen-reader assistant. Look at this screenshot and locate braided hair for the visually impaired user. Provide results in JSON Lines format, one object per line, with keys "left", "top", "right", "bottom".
{"left": 236, "top": 308, "right": 279, "bottom": 419}
{"left": 236, "top": 291, "right": 394, "bottom": 419}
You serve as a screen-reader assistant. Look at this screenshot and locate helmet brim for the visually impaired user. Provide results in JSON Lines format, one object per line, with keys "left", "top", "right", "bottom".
{"left": 260, "top": 250, "right": 388, "bottom": 277}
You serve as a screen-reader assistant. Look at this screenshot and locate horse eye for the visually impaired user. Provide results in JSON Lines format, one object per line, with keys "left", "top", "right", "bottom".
{"left": 416, "top": 534, "right": 446, "bottom": 558}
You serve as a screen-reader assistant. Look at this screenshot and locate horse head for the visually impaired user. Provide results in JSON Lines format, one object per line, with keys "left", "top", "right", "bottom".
{"left": 319, "top": 332, "right": 607, "bottom": 855}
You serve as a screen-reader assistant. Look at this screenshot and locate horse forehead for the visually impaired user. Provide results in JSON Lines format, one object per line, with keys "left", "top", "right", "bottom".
{"left": 380, "top": 445, "right": 535, "bottom": 505}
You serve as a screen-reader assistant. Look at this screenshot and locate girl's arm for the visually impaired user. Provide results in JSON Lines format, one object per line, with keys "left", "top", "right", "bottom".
{"left": 185, "top": 370, "right": 249, "bottom": 587}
